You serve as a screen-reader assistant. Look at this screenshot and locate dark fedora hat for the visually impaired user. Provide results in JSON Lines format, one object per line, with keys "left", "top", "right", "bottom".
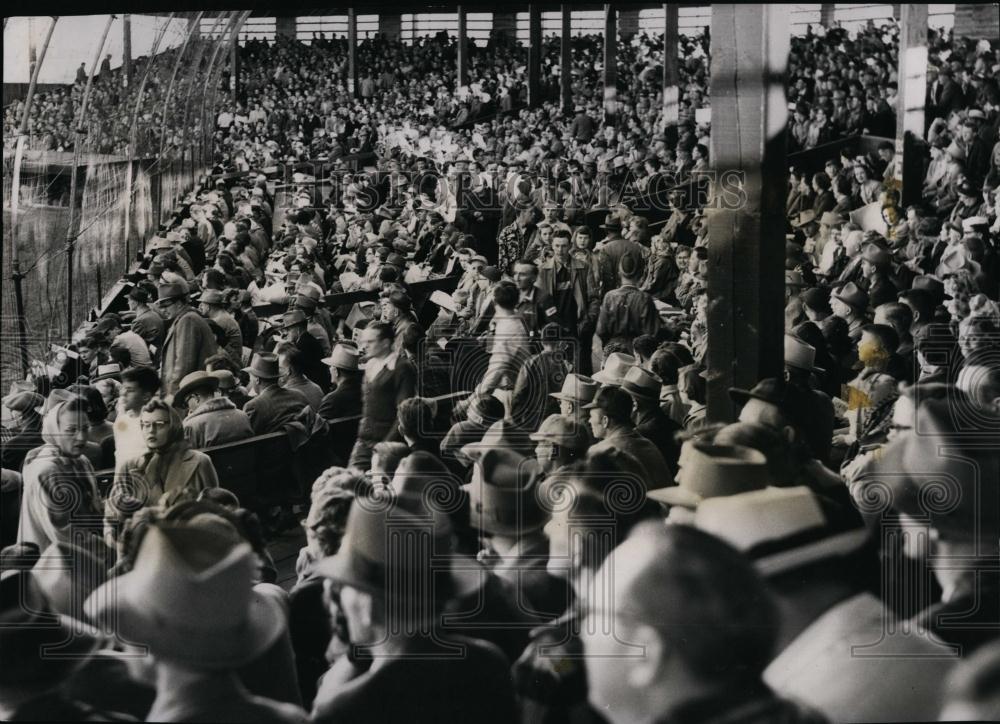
{"left": 462, "top": 448, "right": 547, "bottom": 536}
{"left": 729, "top": 377, "right": 790, "bottom": 408}
{"left": 314, "top": 500, "right": 481, "bottom": 603}
{"left": 600, "top": 213, "right": 623, "bottom": 231}
{"left": 243, "top": 354, "right": 280, "bottom": 380}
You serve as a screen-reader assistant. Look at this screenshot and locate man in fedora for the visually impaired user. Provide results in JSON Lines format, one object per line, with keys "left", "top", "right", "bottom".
{"left": 127, "top": 284, "right": 165, "bottom": 354}
{"left": 318, "top": 344, "right": 364, "bottom": 424}
{"left": 311, "top": 502, "right": 518, "bottom": 724}
{"left": 830, "top": 281, "right": 869, "bottom": 341}
{"left": 463, "top": 447, "right": 572, "bottom": 621}
{"left": 279, "top": 309, "right": 330, "bottom": 391}
{"left": 530, "top": 413, "right": 592, "bottom": 477}
{"left": 693, "top": 485, "right": 956, "bottom": 723}
{"left": 585, "top": 386, "right": 668, "bottom": 481}
{"left": 581, "top": 523, "right": 824, "bottom": 724}
{"left": 596, "top": 251, "right": 662, "bottom": 352}
{"left": 593, "top": 351, "right": 637, "bottom": 388}
{"left": 157, "top": 279, "right": 218, "bottom": 396}
{"left": 293, "top": 287, "right": 335, "bottom": 356}
{"left": 198, "top": 288, "right": 244, "bottom": 366}
{"left": 550, "top": 372, "right": 599, "bottom": 444}
{"left": 243, "top": 354, "right": 310, "bottom": 436}
{"left": 595, "top": 213, "right": 647, "bottom": 294}
{"left": 1, "top": 571, "right": 134, "bottom": 721}
{"left": 622, "top": 365, "right": 681, "bottom": 473}
{"left": 176, "top": 370, "right": 253, "bottom": 449}
{"left": 211, "top": 368, "right": 251, "bottom": 411}
{"left": 85, "top": 521, "right": 307, "bottom": 723}
{"left": 648, "top": 440, "right": 768, "bottom": 521}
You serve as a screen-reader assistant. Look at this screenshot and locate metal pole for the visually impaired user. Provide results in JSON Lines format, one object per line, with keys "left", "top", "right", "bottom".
{"left": 561, "top": 5, "right": 572, "bottom": 113}
{"left": 66, "top": 15, "right": 115, "bottom": 340}
{"left": 457, "top": 6, "right": 469, "bottom": 88}
{"left": 176, "top": 16, "right": 220, "bottom": 189}
{"left": 603, "top": 4, "right": 618, "bottom": 124}
{"left": 156, "top": 12, "right": 205, "bottom": 224}
{"left": 348, "top": 8, "right": 358, "bottom": 98}
{"left": 123, "top": 14, "right": 133, "bottom": 87}
{"left": 201, "top": 13, "right": 243, "bottom": 181}
{"left": 663, "top": 3, "right": 680, "bottom": 126}
{"left": 10, "top": 15, "right": 58, "bottom": 377}
{"left": 123, "top": 14, "right": 176, "bottom": 265}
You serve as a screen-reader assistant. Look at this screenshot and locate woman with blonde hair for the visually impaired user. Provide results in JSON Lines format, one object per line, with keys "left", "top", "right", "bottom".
{"left": 105, "top": 397, "right": 218, "bottom": 547}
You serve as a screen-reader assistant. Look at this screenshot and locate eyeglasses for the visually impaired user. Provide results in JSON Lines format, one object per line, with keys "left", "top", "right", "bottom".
{"left": 140, "top": 420, "right": 170, "bottom": 431}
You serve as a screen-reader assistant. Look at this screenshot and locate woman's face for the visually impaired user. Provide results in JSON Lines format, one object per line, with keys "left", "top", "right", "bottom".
{"left": 56, "top": 406, "right": 91, "bottom": 457}
{"left": 140, "top": 408, "right": 173, "bottom": 451}
{"left": 574, "top": 231, "right": 591, "bottom": 251}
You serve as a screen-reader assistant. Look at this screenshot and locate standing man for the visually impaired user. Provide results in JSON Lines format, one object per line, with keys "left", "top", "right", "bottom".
{"left": 348, "top": 321, "right": 416, "bottom": 471}
{"left": 537, "top": 231, "right": 600, "bottom": 375}
{"left": 596, "top": 252, "right": 662, "bottom": 352}
{"left": 157, "top": 280, "right": 218, "bottom": 396}
{"left": 512, "top": 260, "right": 557, "bottom": 337}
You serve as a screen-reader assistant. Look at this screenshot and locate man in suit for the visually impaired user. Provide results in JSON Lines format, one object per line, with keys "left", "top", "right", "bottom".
{"left": 537, "top": 232, "right": 601, "bottom": 375}
{"left": 347, "top": 321, "right": 417, "bottom": 471}
{"left": 127, "top": 285, "right": 165, "bottom": 355}
{"left": 242, "top": 354, "right": 310, "bottom": 436}
{"left": 621, "top": 366, "right": 681, "bottom": 475}
{"left": 279, "top": 309, "right": 330, "bottom": 392}
{"left": 157, "top": 280, "right": 218, "bottom": 396}
{"left": 584, "top": 386, "right": 668, "bottom": 480}
{"left": 176, "top": 370, "right": 253, "bottom": 449}
{"left": 318, "top": 344, "right": 364, "bottom": 466}
{"left": 595, "top": 213, "right": 648, "bottom": 294}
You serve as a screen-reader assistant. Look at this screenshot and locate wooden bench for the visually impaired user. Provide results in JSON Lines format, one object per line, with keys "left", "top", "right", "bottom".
{"left": 94, "top": 390, "right": 474, "bottom": 512}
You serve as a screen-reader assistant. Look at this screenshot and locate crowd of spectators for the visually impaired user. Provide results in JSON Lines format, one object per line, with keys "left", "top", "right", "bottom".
{"left": 2, "top": 15, "right": 1000, "bottom": 724}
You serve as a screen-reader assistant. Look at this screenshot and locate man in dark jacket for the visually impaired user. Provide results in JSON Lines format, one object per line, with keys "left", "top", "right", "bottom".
{"left": 157, "top": 280, "right": 218, "bottom": 396}
{"left": 596, "top": 252, "right": 662, "bottom": 351}
{"left": 280, "top": 309, "right": 330, "bottom": 392}
{"left": 537, "top": 233, "right": 601, "bottom": 374}
{"left": 621, "top": 366, "right": 681, "bottom": 475}
{"left": 243, "top": 355, "right": 310, "bottom": 436}
{"left": 176, "top": 370, "right": 253, "bottom": 449}
{"left": 347, "top": 321, "right": 417, "bottom": 471}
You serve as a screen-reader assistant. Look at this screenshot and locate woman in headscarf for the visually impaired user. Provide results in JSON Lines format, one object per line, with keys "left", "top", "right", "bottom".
{"left": 18, "top": 394, "right": 104, "bottom": 550}
{"left": 104, "top": 397, "right": 218, "bottom": 549}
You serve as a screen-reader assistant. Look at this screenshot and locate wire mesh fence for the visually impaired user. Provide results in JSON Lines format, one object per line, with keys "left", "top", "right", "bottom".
{"left": 2, "top": 13, "right": 242, "bottom": 392}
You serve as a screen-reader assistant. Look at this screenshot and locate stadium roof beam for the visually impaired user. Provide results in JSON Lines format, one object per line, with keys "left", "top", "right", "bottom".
{"left": 706, "top": 3, "right": 789, "bottom": 423}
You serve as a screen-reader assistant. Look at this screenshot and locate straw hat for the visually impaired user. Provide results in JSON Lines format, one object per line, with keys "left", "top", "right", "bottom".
{"left": 696, "top": 486, "right": 869, "bottom": 579}
{"left": 592, "top": 353, "right": 637, "bottom": 387}
{"left": 784, "top": 334, "right": 825, "bottom": 373}
{"left": 85, "top": 524, "right": 284, "bottom": 669}
{"left": 648, "top": 441, "right": 768, "bottom": 508}
{"left": 322, "top": 344, "right": 361, "bottom": 372}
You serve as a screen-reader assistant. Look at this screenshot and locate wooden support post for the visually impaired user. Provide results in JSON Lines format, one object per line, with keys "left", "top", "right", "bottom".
{"left": 820, "top": 4, "right": 835, "bottom": 28}
{"left": 895, "top": 4, "right": 928, "bottom": 207}
{"left": 348, "top": 8, "right": 358, "bottom": 98}
{"left": 603, "top": 4, "right": 617, "bottom": 124}
{"left": 663, "top": 3, "right": 679, "bottom": 126}
{"left": 528, "top": 5, "right": 542, "bottom": 108}
{"left": 560, "top": 5, "right": 573, "bottom": 113}
{"left": 123, "top": 14, "right": 133, "bottom": 87}
{"left": 706, "top": 4, "right": 789, "bottom": 423}
{"left": 230, "top": 35, "right": 239, "bottom": 104}
{"left": 457, "top": 6, "right": 469, "bottom": 88}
